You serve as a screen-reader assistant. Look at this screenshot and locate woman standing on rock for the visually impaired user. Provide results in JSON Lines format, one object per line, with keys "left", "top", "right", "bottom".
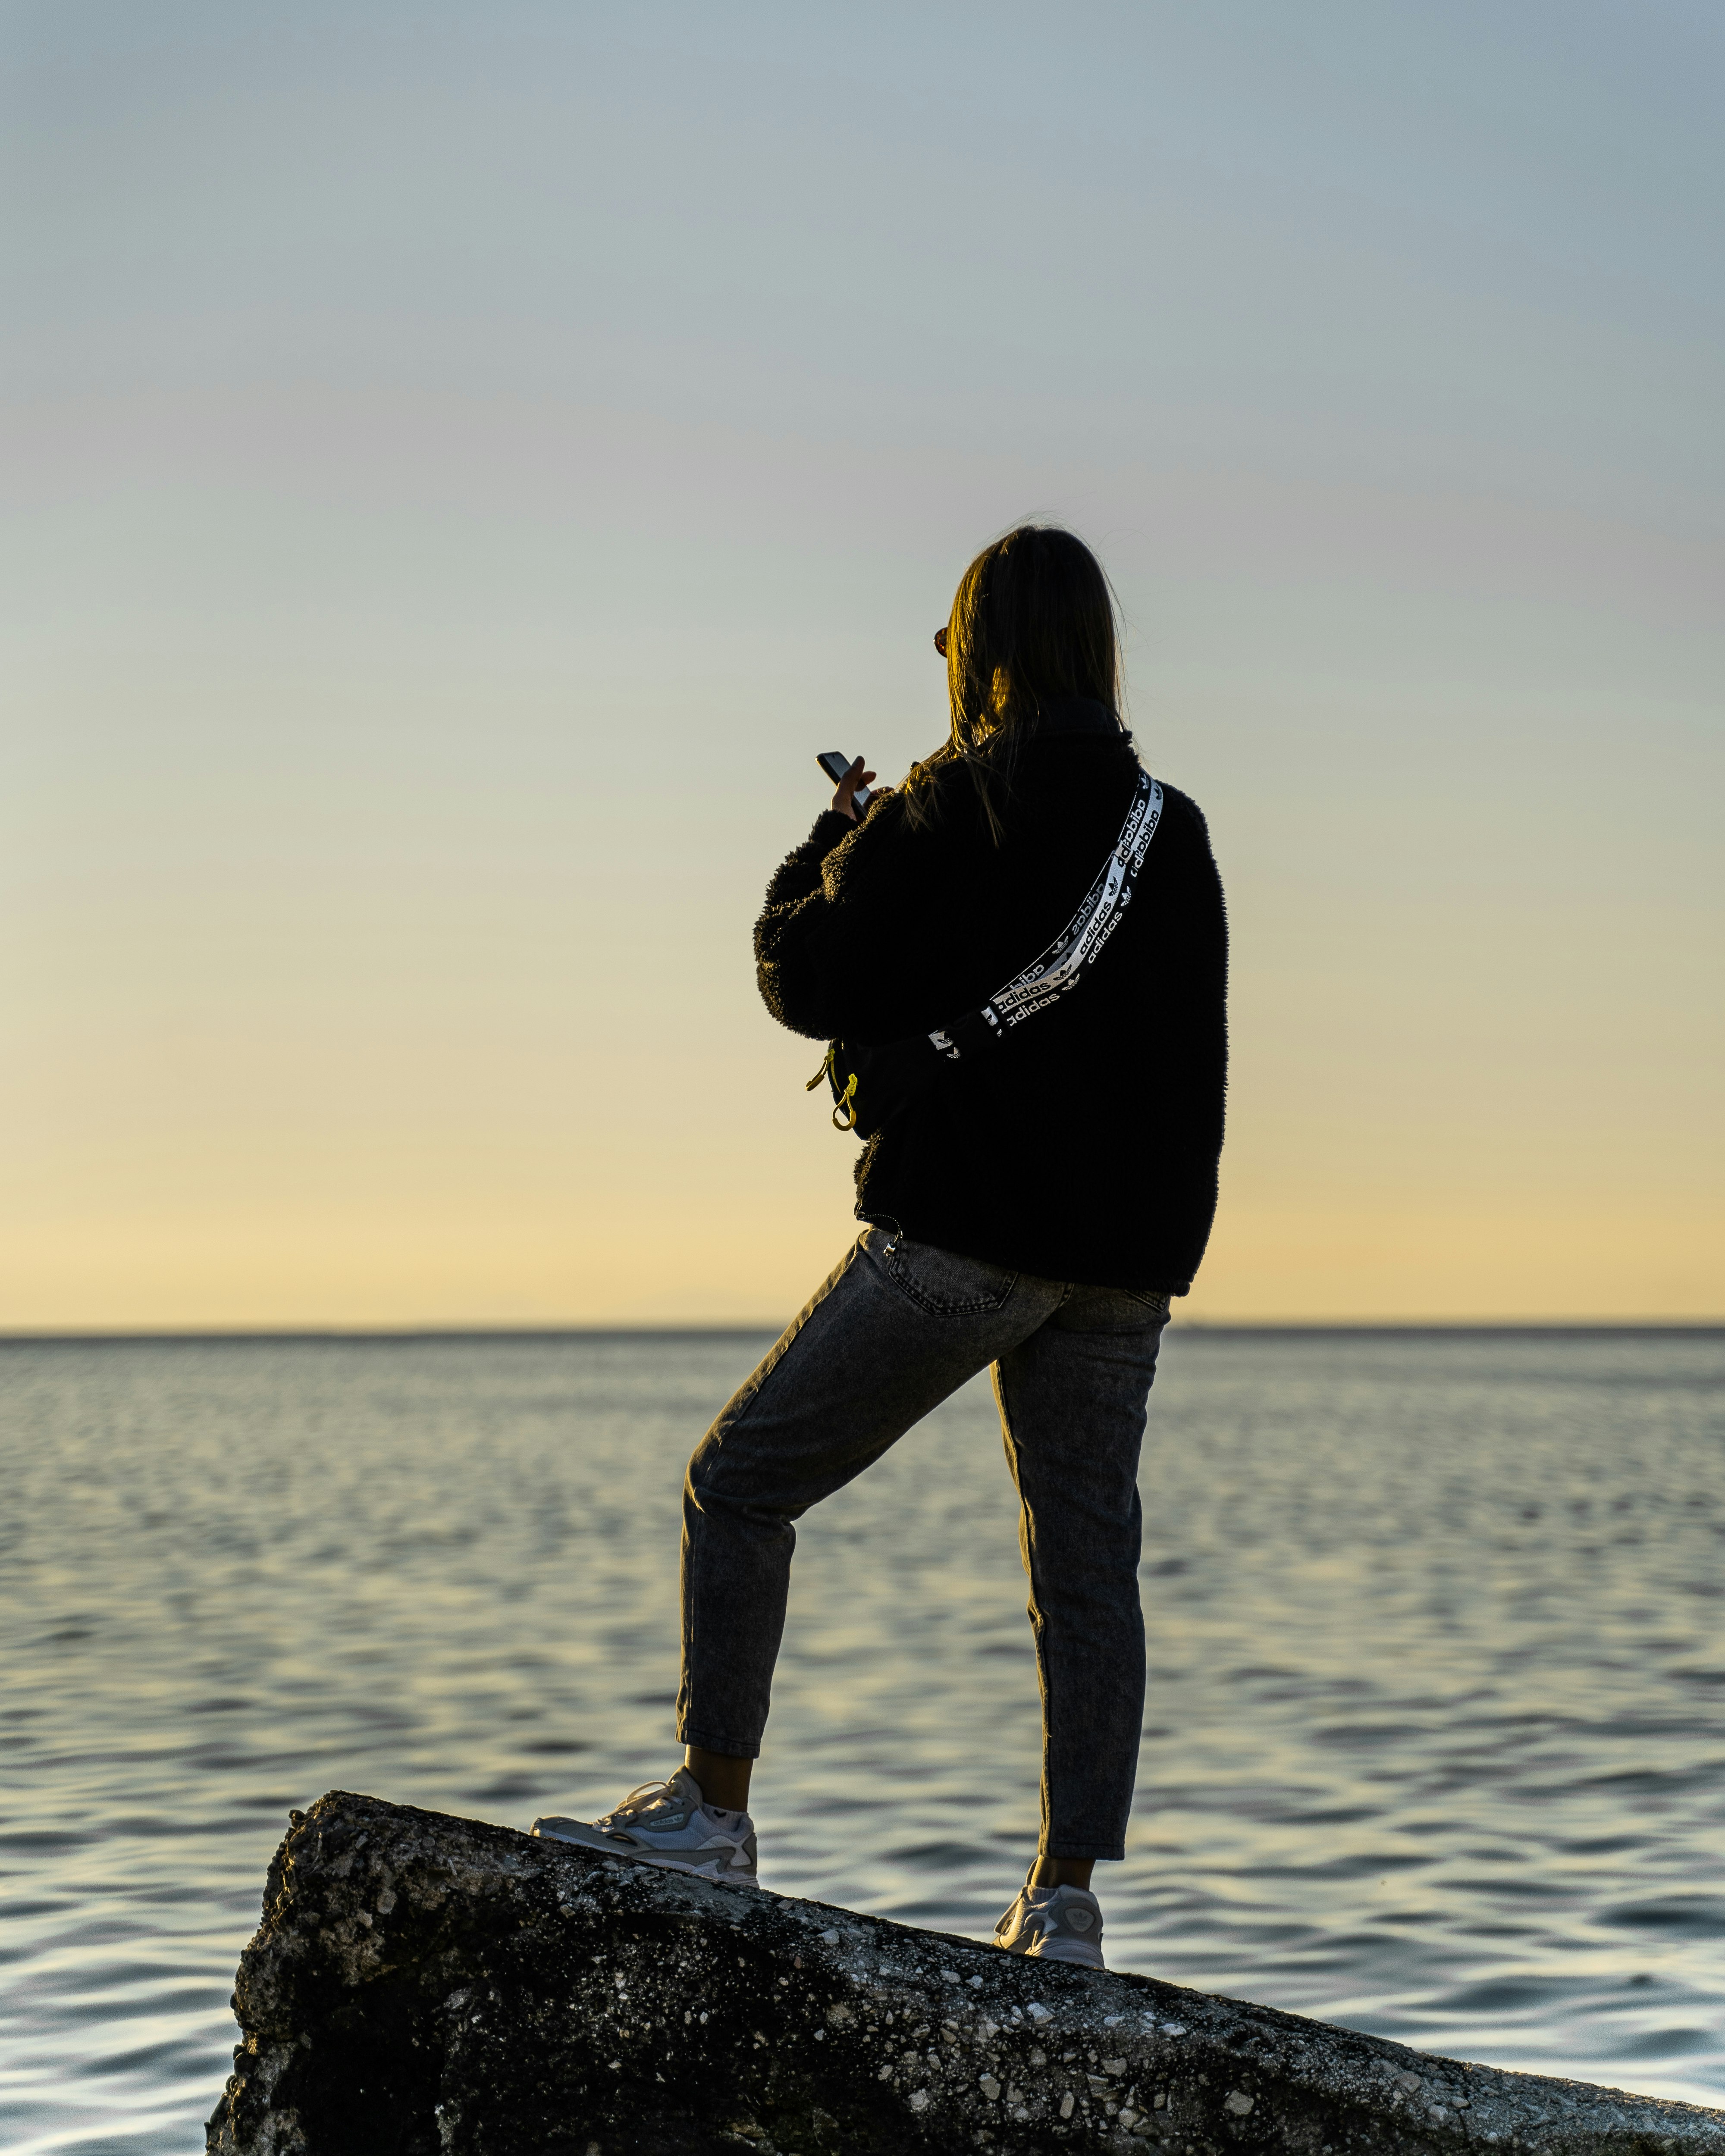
{"left": 534, "top": 525, "right": 1228, "bottom": 1972}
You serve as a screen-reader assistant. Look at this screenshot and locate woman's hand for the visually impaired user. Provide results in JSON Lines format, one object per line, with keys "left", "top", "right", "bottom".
{"left": 832, "top": 755, "right": 879, "bottom": 821}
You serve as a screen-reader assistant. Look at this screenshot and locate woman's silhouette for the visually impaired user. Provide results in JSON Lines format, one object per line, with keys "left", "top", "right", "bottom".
{"left": 535, "top": 525, "right": 1228, "bottom": 1978}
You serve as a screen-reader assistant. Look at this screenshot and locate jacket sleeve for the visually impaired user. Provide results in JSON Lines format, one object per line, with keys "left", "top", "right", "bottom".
{"left": 758, "top": 810, "right": 855, "bottom": 918}
{"left": 754, "top": 794, "right": 942, "bottom": 1042}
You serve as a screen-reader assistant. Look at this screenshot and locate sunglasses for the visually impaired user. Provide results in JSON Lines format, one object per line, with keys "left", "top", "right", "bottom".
{"left": 934, "top": 627, "right": 948, "bottom": 658}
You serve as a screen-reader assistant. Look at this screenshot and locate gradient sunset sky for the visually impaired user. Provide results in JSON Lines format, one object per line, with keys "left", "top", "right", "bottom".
{"left": 5, "top": 2, "right": 1721, "bottom": 1325}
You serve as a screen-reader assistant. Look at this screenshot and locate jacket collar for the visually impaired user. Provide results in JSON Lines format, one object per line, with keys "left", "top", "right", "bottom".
{"left": 1029, "top": 696, "right": 1123, "bottom": 738}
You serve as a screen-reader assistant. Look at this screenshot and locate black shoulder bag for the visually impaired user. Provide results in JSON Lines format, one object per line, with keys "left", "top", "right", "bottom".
{"left": 806, "top": 769, "right": 1165, "bottom": 1138}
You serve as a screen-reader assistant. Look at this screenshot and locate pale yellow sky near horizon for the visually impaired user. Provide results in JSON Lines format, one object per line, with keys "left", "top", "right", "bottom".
{"left": 4, "top": 4, "right": 1722, "bottom": 1327}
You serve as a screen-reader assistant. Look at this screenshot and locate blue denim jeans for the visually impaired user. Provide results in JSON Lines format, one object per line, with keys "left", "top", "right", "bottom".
{"left": 676, "top": 1228, "right": 1170, "bottom": 1861}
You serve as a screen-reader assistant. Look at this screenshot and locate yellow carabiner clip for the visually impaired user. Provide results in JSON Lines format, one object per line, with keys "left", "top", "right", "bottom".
{"left": 831, "top": 1071, "right": 859, "bottom": 1131}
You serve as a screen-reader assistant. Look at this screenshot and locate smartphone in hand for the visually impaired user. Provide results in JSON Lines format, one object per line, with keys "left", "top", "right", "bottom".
{"left": 816, "top": 750, "right": 874, "bottom": 815}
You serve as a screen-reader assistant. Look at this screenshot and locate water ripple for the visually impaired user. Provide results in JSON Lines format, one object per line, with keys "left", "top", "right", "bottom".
{"left": 2, "top": 1326, "right": 1722, "bottom": 2151}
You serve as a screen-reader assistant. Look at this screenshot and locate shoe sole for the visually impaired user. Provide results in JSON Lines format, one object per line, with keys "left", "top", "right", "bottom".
{"left": 532, "top": 1822, "right": 759, "bottom": 1891}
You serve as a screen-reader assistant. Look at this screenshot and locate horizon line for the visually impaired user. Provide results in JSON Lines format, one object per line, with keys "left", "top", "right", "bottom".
{"left": 1, "top": 1319, "right": 1721, "bottom": 1346}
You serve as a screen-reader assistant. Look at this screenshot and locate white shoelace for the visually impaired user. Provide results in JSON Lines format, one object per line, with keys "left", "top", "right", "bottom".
{"left": 596, "top": 1779, "right": 681, "bottom": 1830}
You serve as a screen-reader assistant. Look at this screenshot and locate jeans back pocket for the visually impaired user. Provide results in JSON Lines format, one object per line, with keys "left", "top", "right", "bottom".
{"left": 875, "top": 1232, "right": 1019, "bottom": 1318}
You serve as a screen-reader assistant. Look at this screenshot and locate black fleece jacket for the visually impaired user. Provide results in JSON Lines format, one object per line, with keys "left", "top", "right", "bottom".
{"left": 754, "top": 702, "right": 1228, "bottom": 1294}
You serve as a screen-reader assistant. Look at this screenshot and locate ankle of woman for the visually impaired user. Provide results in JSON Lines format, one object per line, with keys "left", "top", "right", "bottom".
{"left": 683, "top": 1744, "right": 754, "bottom": 1814}
{"left": 1029, "top": 1855, "right": 1095, "bottom": 1893}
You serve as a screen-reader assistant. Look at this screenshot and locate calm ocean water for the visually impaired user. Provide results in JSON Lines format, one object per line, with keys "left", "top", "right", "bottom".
{"left": 2, "top": 1325, "right": 1722, "bottom": 2150}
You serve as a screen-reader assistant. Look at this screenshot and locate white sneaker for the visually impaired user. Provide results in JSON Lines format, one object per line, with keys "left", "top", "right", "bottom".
{"left": 531, "top": 1766, "right": 759, "bottom": 1889}
{"left": 994, "top": 1869, "right": 1106, "bottom": 1969}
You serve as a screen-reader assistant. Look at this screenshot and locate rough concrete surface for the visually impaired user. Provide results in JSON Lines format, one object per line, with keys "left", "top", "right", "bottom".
{"left": 207, "top": 1792, "right": 1725, "bottom": 2156}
